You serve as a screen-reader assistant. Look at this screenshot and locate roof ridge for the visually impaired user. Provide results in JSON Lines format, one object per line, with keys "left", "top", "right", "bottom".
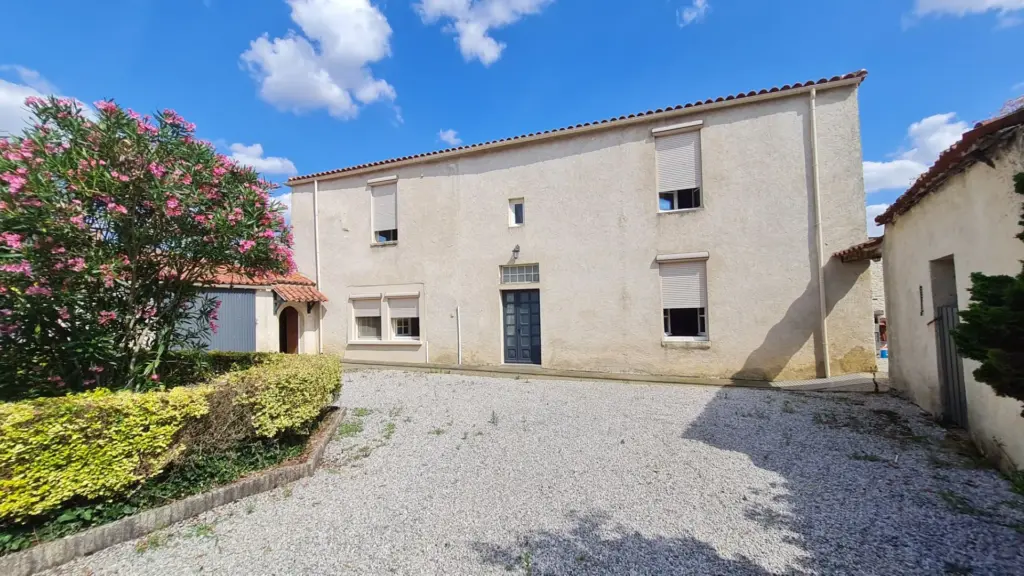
{"left": 288, "top": 70, "right": 868, "bottom": 184}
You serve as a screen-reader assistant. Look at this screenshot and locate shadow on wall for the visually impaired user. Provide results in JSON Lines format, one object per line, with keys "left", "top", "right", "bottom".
{"left": 471, "top": 511, "right": 771, "bottom": 575}
{"left": 733, "top": 257, "right": 868, "bottom": 381}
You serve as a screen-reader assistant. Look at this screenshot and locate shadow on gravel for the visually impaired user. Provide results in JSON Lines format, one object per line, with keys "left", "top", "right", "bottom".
{"left": 679, "top": 388, "right": 1024, "bottom": 575}
{"left": 471, "top": 511, "right": 770, "bottom": 575}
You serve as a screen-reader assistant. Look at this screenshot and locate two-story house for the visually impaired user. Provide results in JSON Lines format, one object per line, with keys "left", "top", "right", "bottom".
{"left": 287, "top": 71, "right": 877, "bottom": 381}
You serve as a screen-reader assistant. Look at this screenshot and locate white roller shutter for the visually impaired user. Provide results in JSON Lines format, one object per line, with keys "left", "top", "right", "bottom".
{"left": 352, "top": 299, "right": 381, "bottom": 318}
{"left": 388, "top": 297, "right": 419, "bottom": 319}
{"left": 372, "top": 183, "right": 397, "bottom": 232}
{"left": 660, "top": 261, "right": 707, "bottom": 308}
{"left": 656, "top": 131, "right": 702, "bottom": 192}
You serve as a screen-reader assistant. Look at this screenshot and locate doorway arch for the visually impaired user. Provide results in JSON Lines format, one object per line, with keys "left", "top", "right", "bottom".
{"left": 279, "top": 306, "right": 301, "bottom": 354}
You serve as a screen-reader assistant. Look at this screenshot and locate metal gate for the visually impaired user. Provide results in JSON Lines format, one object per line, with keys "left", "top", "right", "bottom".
{"left": 935, "top": 305, "right": 968, "bottom": 428}
{"left": 201, "top": 289, "right": 257, "bottom": 352}
{"left": 503, "top": 290, "right": 541, "bottom": 365}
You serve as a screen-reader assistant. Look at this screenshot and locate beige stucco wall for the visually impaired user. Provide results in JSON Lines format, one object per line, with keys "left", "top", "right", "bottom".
{"left": 883, "top": 139, "right": 1024, "bottom": 469}
{"left": 291, "top": 85, "right": 875, "bottom": 380}
{"left": 255, "top": 289, "right": 277, "bottom": 352}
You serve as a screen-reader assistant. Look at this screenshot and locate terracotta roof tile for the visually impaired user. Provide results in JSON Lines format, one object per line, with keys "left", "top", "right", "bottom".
{"left": 273, "top": 284, "right": 328, "bottom": 303}
{"left": 833, "top": 236, "right": 883, "bottom": 263}
{"left": 288, "top": 70, "right": 868, "bottom": 184}
{"left": 876, "top": 108, "right": 1024, "bottom": 226}
{"left": 210, "top": 270, "right": 317, "bottom": 287}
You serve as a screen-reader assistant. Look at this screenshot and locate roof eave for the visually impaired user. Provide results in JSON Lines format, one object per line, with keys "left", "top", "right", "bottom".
{"left": 287, "top": 73, "right": 867, "bottom": 186}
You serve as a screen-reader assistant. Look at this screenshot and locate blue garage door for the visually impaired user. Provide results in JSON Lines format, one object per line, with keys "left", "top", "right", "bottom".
{"left": 201, "top": 289, "right": 256, "bottom": 352}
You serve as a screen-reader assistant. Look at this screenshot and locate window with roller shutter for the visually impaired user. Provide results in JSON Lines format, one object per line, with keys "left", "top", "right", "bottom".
{"left": 655, "top": 130, "right": 702, "bottom": 212}
{"left": 371, "top": 182, "right": 398, "bottom": 243}
{"left": 659, "top": 260, "right": 708, "bottom": 340}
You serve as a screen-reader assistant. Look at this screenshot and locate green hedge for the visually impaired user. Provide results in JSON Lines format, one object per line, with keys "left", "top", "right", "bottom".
{"left": 0, "top": 354, "right": 341, "bottom": 522}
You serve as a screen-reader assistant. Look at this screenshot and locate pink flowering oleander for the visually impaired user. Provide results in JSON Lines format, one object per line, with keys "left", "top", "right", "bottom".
{"left": 237, "top": 239, "right": 256, "bottom": 253}
{"left": 94, "top": 100, "right": 118, "bottom": 114}
{"left": 1, "top": 172, "right": 27, "bottom": 193}
{"left": 67, "top": 257, "right": 86, "bottom": 272}
{"left": 98, "top": 311, "right": 117, "bottom": 325}
{"left": 1, "top": 232, "right": 22, "bottom": 249}
{"left": 25, "top": 285, "right": 52, "bottom": 297}
{"left": 148, "top": 162, "right": 166, "bottom": 178}
{"left": 0, "top": 261, "right": 33, "bottom": 276}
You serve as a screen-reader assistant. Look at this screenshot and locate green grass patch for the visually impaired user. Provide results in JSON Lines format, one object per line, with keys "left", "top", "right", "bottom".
{"left": 383, "top": 422, "right": 396, "bottom": 441}
{"left": 336, "top": 419, "right": 364, "bottom": 438}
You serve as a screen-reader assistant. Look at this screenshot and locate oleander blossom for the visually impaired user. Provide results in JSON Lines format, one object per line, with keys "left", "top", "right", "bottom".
{"left": 98, "top": 310, "right": 117, "bottom": 325}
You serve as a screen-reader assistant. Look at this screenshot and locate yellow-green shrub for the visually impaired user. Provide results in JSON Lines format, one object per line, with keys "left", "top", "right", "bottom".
{"left": 0, "top": 386, "right": 212, "bottom": 521}
{"left": 230, "top": 355, "right": 342, "bottom": 438}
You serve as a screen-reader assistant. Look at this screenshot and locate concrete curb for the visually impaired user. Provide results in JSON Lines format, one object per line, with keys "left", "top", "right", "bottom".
{"left": 0, "top": 406, "right": 346, "bottom": 576}
{"left": 341, "top": 359, "right": 889, "bottom": 393}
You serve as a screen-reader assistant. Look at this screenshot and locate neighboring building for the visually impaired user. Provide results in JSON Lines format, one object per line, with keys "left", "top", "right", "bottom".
{"left": 199, "top": 271, "right": 326, "bottom": 354}
{"left": 288, "top": 71, "right": 877, "bottom": 381}
{"left": 875, "top": 109, "right": 1024, "bottom": 470}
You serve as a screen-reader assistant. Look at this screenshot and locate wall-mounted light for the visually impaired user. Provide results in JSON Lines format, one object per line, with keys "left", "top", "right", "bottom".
{"left": 512, "top": 244, "right": 521, "bottom": 261}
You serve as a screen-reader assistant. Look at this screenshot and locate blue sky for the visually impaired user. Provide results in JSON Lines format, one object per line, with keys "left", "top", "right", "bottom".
{"left": 1, "top": 0, "right": 1022, "bottom": 236}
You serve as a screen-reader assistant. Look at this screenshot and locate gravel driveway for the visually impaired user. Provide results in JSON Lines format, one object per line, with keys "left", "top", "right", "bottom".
{"left": 47, "top": 370, "right": 1024, "bottom": 575}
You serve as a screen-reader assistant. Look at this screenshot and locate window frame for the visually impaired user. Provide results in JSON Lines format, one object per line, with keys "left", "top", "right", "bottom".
{"left": 663, "top": 307, "right": 708, "bottom": 340}
{"left": 658, "top": 187, "right": 702, "bottom": 213}
{"left": 369, "top": 177, "right": 399, "bottom": 246}
{"left": 509, "top": 198, "right": 525, "bottom": 227}
{"left": 500, "top": 264, "right": 540, "bottom": 284}
{"left": 392, "top": 316, "right": 421, "bottom": 340}
{"left": 355, "top": 316, "right": 383, "bottom": 341}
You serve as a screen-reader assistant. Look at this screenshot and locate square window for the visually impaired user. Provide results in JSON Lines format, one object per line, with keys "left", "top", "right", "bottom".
{"left": 509, "top": 199, "right": 525, "bottom": 226}
{"left": 659, "top": 193, "right": 675, "bottom": 211}
{"left": 393, "top": 317, "right": 420, "bottom": 339}
{"left": 356, "top": 316, "right": 382, "bottom": 339}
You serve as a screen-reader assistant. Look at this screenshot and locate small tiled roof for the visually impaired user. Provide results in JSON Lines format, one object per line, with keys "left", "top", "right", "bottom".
{"left": 876, "top": 108, "right": 1024, "bottom": 226}
{"left": 273, "top": 284, "right": 329, "bottom": 303}
{"left": 210, "top": 269, "right": 328, "bottom": 303}
{"left": 289, "top": 70, "right": 869, "bottom": 184}
{"left": 834, "top": 236, "right": 883, "bottom": 263}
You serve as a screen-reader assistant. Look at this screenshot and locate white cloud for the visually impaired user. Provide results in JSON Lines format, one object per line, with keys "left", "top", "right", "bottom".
{"left": 241, "top": 0, "right": 395, "bottom": 119}
{"left": 913, "top": 0, "right": 1024, "bottom": 25}
{"left": 272, "top": 191, "right": 292, "bottom": 225}
{"left": 866, "top": 203, "right": 890, "bottom": 237}
{"left": 415, "top": 0, "right": 553, "bottom": 66}
{"left": 438, "top": 128, "right": 462, "bottom": 146}
{"left": 862, "top": 112, "right": 969, "bottom": 193}
{"left": 229, "top": 143, "right": 298, "bottom": 176}
{"left": 678, "top": 0, "right": 710, "bottom": 26}
{"left": 0, "top": 66, "right": 62, "bottom": 136}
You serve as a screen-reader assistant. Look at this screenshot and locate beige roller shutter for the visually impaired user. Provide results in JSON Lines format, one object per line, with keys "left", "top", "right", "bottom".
{"left": 388, "top": 297, "right": 419, "bottom": 319}
{"left": 372, "top": 183, "right": 397, "bottom": 231}
{"left": 656, "top": 131, "right": 702, "bottom": 192}
{"left": 352, "top": 299, "right": 381, "bottom": 318}
{"left": 660, "top": 261, "right": 707, "bottom": 308}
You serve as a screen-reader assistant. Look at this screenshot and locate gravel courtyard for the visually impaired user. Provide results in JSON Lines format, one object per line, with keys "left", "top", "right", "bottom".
{"left": 48, "top": 370, "right": 1024, "bottom": 575}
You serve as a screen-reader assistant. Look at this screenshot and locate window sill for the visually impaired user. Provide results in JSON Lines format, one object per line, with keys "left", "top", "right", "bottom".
{"left": 370, "top": 241, "right": 398, "bottom": 247}
{"left": 348, "top": 339, "right": 423, "bottom": 347}
{"left": 509, "top": 223, "right": 524, "bottom": 228}
{"left": 658, "top": 207, "right": 703, "bottom": 215}
{"left": 661, "top": 338, "right": 711, "bottom": 350}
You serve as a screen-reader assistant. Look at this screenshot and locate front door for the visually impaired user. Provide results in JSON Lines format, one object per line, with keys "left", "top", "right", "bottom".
{"left": 503, "top": 290, "right": 541, "bottom": 365}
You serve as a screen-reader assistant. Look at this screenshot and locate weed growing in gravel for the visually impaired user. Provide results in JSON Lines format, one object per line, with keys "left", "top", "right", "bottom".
{"left": 336, "top": 419, "right": 364, "bottom": 438}
{"left": 944, "top": 561, "right": 974, "bottom": 575}
{"left": 187, "top": 523, "right": 215, "bottom": 538}
{"left": 135, "top": 531, "right": 169, "bottom": 553}
{"left": 429, "top": 427, "right": 447, "bottom": 436}
{"left": 781, "top": 401, "right": 796, "bottom": 414}
{"left": 352, "top": 407, "right": 373, "bottom": 417}
{"left": 388, "top": 406, "right": 403, "bottom": 419}
{"left": 850, "top": 452, "right": 883, "bottom": 462}
{"left": 738, "top": 408, "right": 770, "bottom": 420}
{"left": 519, "top": 550, "right": 534, "bottom": 575}
{"left": 1008, "top": 471, "right": 1024, "bottom": 496}
{"left": 489, "top": 410, "right": 499, "bottom": 425}
{"left": 939, "top": 490, "right": 991, "bottom": 517}
{"left": 282, "top": 487, "right": 293, "bottom": 498}
{"left": 383, "top": 422, "right": 397, "bottom": 441}
{"left": 245, "top": 503, "right": 256, "bottom": 515}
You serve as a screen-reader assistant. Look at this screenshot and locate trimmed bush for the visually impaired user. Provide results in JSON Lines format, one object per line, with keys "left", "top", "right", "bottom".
{"left": 0, "top": 354, "right": 341, "bottom": 524}
{"left": 159, "top": 351, "right": 281, "bottom": 389}
{"left": 0, "top": 386, "right": 212, "bottom": 521}
{"left": 231, "top": 355, "right": 342, "bottom": 438}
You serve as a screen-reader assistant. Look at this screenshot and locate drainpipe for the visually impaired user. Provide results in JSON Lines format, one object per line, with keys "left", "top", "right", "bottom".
{"left": 809, "top": 88, "right": 831, "bottom": 378}
{"left": 313, "top": 178, "right": 323, "bottom": 354}
{"left": 456, "top": 306, "right": 463, "bottom": 365}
